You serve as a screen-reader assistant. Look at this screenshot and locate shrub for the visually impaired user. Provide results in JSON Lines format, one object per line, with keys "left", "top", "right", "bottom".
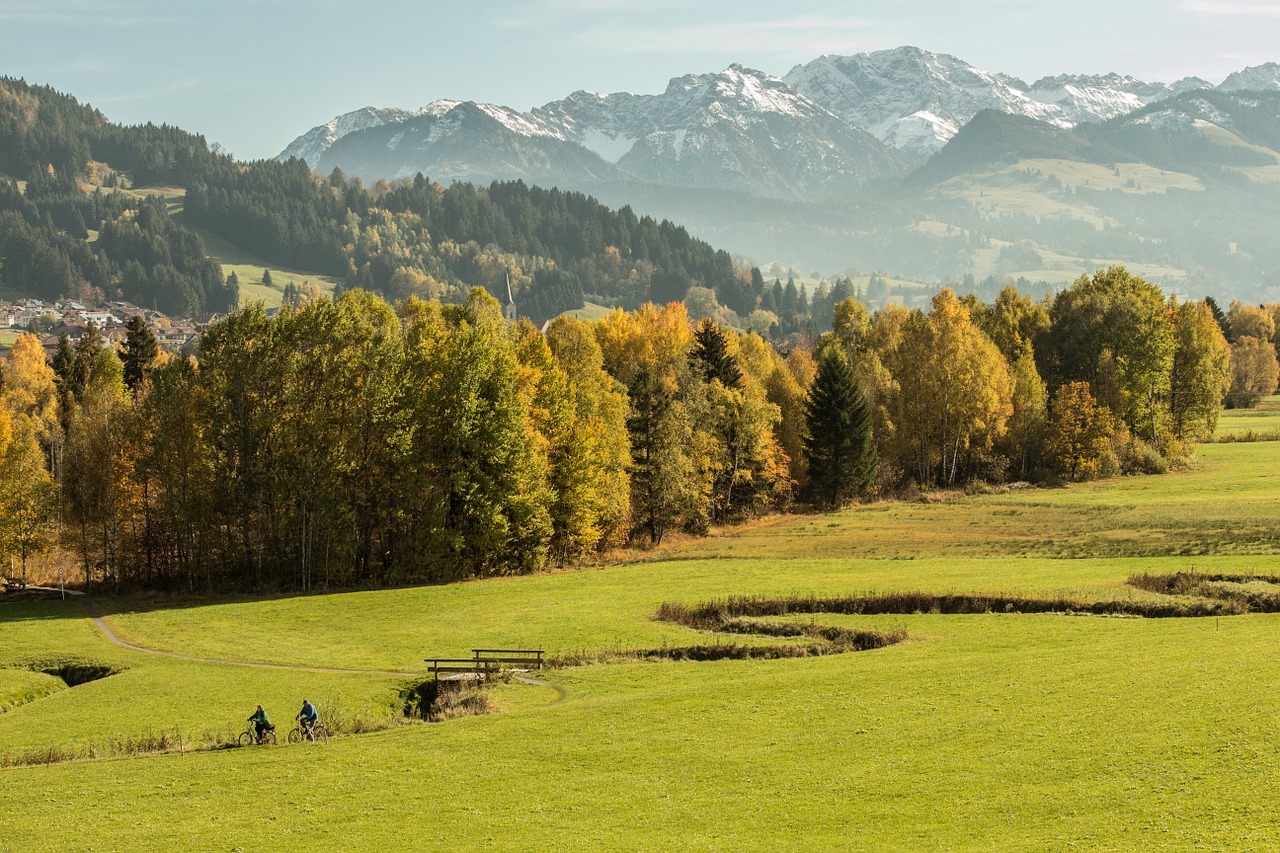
{"left": 1121, "top": 438, "right": 1168, "bottom": 475}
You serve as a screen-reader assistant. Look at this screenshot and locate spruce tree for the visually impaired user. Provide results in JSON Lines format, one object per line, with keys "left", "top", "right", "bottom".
{"left": 691, "top": 318, "right": 742, "bottom": 388}
{"left": 803, "top": 347, "right": 875, "bottom": 509}
{"left": 121, "top": 314, "right": 159, "bottom": 390}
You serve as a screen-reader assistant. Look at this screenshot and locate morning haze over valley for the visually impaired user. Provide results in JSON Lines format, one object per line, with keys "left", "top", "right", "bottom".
{"left": 2, "top": 2, "right": 1280, "bottom": 850}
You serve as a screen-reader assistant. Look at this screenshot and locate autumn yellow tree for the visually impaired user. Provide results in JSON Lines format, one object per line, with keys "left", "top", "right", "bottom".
{"left": 544, "top": 316, "right": 632, "bottom": 553}
{"left": 1045, "top": 382, "right": 1115, "bottom": 480}
{"left": 883, "top": 289, "right": 1013, "bottom": 487}
{"left": 1169, "top": 299, "right": 1232, "bottom": 440}
{"left": 0, "top": 415, "right": 58, "bottom": 586}
{"left": 596, "top": 303, "right": 707, "bottom": 542}
{"left": 1227, "top": 301, "right": 1276, "bottom": 343}
{"left": 1226, "top": 336, "right": 1279, "bottom": 408}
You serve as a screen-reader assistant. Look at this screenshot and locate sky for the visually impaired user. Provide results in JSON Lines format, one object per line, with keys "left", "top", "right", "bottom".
{"left": 3, "top": 0, "right": 1280, "bottom": 160}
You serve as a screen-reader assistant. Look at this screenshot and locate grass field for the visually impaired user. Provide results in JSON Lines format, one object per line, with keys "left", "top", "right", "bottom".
{"left": 0, "top": 328, "right": 19, "bottom": 355}
{"left": 566, "top": 301, "right": 612, "bottom": 322}
{"left": 1217, "top": 395, "right": 1280, "bottom": 438}
{"left": 191, "top": 223, "right": 341, "bottom": 309}
{"left": 3, "top": 405, "right": 1280, "bottom": 850}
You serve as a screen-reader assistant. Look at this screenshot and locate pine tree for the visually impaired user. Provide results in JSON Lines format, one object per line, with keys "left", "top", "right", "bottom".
{"left": 691, "top": 318, "right": 742, "bottom": 388}
{"left": 121, "top": 315, "right": 159, "bottom": 391}
{"left": 803, "top": 347, "right": 875, "bottom": 509}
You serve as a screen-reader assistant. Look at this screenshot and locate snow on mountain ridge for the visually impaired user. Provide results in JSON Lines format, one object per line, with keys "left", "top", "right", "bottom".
{"left": 1219, "top": 63, "right": 1280, "bottom": 92}
{"left": 784, "top": 46, "right": 1060, "bottom": 160}
{"left": 474, "top": 103, "right": 557, "bottom": 138}
{"left": 785, "top": 46, "right": 1213, "bottom": 160}
{"left": 279, "top": 49, "right": 1276, "bottom": 189}
{"left": 281, "top": 106, "right": 430, "bottom": 167}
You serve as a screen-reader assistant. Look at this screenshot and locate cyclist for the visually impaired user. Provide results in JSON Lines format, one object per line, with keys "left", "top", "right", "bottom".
{"left": 248, "top": 704, "right": 273, "bottom": 742}
{"left": 296, "top": 699, "right": 319, "bottom": 739}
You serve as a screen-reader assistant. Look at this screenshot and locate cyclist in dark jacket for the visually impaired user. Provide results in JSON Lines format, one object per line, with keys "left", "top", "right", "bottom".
{"left": 296, "top": 699, "right": 319, "bottom": 736}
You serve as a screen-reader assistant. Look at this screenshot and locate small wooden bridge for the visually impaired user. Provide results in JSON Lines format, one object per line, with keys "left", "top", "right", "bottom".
{"left": 425, "top": 648, "right": 545, "bottom": 683}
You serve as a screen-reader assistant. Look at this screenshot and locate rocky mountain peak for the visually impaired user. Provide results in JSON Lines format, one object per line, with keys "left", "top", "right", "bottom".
{"left": 1220, "top": 63, "right": 1280, "bottom": 92}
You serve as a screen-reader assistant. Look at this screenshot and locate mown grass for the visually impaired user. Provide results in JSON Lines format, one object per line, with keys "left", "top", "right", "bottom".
{"left": 3, "top": 613, "right": 1279, "bottom": 850}
{"left": 1216, "top": 395, "right": 1280, "bottom": 439}
{"left": 0, "top": 599, "right": 408, "bottom": 757}
{"left": 565, "top": 301, "right": 612, "bottom": 321}
{"left": 4, "top": 436, "right": 1280, "bottom": 849}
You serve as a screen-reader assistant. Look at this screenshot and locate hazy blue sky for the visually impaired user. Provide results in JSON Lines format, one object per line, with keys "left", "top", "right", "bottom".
{"left": 2, "top": 0, "right": 1278, "bottom": 159}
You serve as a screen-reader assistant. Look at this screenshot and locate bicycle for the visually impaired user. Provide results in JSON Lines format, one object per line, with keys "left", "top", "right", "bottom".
{"left": 288, "top": 720, "right": 329, "bottom": 743}
{"left": 238, "top": 721, "right": 277, "bottom": 746}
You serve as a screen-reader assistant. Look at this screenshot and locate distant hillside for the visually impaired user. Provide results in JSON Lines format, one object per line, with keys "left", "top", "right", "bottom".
{"left": 0, "top": 77, "right": 766, "bottom": 324}
{"left": 1081, "top": 89, "right": 1280, "bottom": 172}
{"left": 908, "top": 110, "right": 1115, "bottom": 185}
{"left": 0, "top": 78, "right": 234, "bottom": 314}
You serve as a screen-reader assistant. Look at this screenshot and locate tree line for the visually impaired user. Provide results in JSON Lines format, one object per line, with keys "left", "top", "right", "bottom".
{"left": 2, "top": 265, "right": 1268, "bottom": 594}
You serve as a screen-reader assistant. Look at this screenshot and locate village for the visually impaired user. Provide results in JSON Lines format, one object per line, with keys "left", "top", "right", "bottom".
{"left": 0, "top": 298, "right": 222, "bottom": 360}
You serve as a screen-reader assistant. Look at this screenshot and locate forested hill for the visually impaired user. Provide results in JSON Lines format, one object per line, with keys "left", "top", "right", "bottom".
{"left": 0, "top": 78, "right": 234, "bottom": 313}
{"left": 0, "top": 77, "right": 757, "bottom": 320}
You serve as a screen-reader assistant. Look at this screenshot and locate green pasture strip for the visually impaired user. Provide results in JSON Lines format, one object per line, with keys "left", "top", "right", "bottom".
{"left": 565, "top": 301, "right": 611, "bottom": 321}
{"left": 3, "top": 613, "right": 1279, "bottom": 851}
{"left": 0, "top": 599, "right": 131, "bottom": 667}
{"left": 0, "top": 656, "right": 401, "bottom": 755}
{"left": 115, "top": 185, "right": 186, "bottom": 215}
{"left": 1216, "top": 396, "right": 1280, "bottom": 438}
{"left": 670, "top": 441, "right": 1280, "bottom": 562}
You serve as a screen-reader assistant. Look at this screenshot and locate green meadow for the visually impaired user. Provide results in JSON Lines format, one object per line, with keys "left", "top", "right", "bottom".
{"left": 112, "top": 185, "right": 343, "bottom": 309}
{"left": 2, "top": 405, "right": 1280, "bottom": 850}
{"left": 191, "top": 223, "right": 340, "bottom": 309}
{"left": 1217, "top": 396, "right": 1280, "bottom": 439}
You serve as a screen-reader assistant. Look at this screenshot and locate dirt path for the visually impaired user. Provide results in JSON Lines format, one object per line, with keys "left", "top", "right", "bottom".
{"left": 36, "top": 586, "right": 418, "bottom": 678}
{"left": 35, "top": 586, "right": 567, "bottom": 703}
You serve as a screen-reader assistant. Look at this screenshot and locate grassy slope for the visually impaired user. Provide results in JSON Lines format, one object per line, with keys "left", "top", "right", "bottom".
{"left": 2, "top": 406, "right": 1280, "bottom": 850}
{"left": 117, "top": 185, "right": 342, "bottom": 309}
{"left": 191, "top": 222, "right": 341, "bottom": 309}
{"left": 934, "top": 158, "right": 1201, "bottom": 284}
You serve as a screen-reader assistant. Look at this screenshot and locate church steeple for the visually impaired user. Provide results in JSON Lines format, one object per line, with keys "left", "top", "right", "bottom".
{"left": 504, "top": 273, "right": 516, "bottom": 323}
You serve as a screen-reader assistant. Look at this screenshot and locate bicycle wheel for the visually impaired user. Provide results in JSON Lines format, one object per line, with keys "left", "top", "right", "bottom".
{"left": 315, "top": 724, "right": 329, "bottom": 743}
{"left": 262, "top": 729, "right": 277, "bottom": 745}
{"left": 237, "top": 731, "right": 254, "bottom": 747}
{"left": 288, "top": 727, "right": 302, "bottom": 744}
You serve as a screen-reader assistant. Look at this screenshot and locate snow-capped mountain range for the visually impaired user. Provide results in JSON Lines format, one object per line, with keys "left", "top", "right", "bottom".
{"left": 280, "top": 46, "right": 1277, "bottom": 200}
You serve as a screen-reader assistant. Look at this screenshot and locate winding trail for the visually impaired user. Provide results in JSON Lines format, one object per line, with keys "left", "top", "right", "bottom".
{"left": 36, "top": 586, "right": 421, "bottom": 678}
{"left": 33, "top": 586, "right": 566, "bottom": 700}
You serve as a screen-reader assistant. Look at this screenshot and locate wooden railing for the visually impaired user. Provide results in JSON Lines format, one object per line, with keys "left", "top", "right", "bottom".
{"left": 425, "top": 648, "right": 544, "bottom": 681}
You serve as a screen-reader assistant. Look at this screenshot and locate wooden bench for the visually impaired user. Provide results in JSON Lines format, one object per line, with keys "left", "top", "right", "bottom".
{"left": 2, "top": 577, "right": 25, "bottom": 592}
{"left": 424, "top": 648, "right": 544, "bottom": 682}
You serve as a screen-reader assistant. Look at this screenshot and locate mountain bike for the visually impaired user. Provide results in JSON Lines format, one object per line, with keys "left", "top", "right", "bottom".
{"left": 288, "top": 720, "right": 329, "bottom": 743}
{"left": 238, "top": 722, "right": 276, "bottom": 746}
